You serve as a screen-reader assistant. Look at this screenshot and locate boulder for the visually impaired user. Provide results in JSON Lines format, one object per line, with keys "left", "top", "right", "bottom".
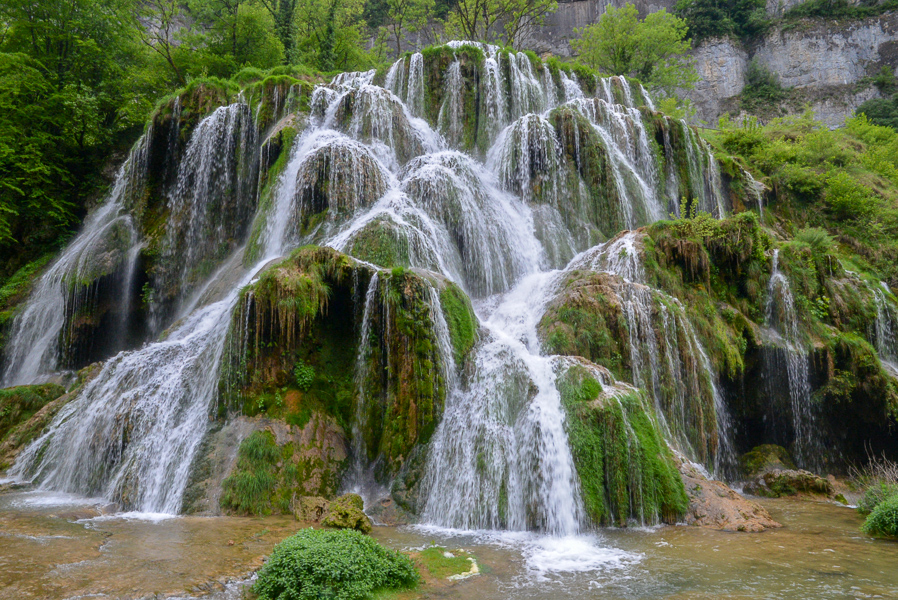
{"left": 743, "top": 468, "right": 835, "bottom": 498}
{"left": 322, "top": 493, "right": 373, "bottom": 533}
{"left": 679, "top": 460, "right": 781, "bottom": 532}
{"left": 295, "top": 496, "right": 329, "bottom": 523}
{"left": 739, "top": 444, "right": 796, "bottom": 478}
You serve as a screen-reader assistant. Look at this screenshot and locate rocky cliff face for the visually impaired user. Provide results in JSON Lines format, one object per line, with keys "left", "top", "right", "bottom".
{"left": 529, "top": 4, "right": 898, "bottom": 128}
{"left": 685, "top": 14, "right": 898, "bottom": 127}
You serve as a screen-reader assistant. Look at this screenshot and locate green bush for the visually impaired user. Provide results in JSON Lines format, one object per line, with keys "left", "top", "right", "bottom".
{"left": 294, "top": 360, "right": 315, "bottom": 391}
{"left": 857, "top": 96, "right": 898, "bottom": 131}
{"left": 858, "top": 482, "right": 898, "bottom": 514}
{"left": 252, "top": 528, "right": 419, "bottom": 600}
{"left": 862, "top": 493, "right": 898, "bottom": 538}
{"left": 824, "top": 171, "right": 878, "bottom": 220}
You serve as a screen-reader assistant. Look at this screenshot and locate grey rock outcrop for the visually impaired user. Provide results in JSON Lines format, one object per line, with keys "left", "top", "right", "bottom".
{"left": 681, "top": 14, "right": 898, "bottom": 127}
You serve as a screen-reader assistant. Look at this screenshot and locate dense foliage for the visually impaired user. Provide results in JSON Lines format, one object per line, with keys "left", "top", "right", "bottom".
{"left": 707, "top": 113, "right": 898, "bottom": 285}
{"left": 252, "top": 528, "right": 418, "bottom": 600}
{"left": 572, "top": 3, "right": 697, "bottom": 97}
{"left": 674, "top": 0, "right": 767, "bottom": 43}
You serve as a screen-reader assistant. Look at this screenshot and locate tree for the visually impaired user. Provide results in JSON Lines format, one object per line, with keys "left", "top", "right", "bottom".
{"left": 674, "top": 0, "right": 767, "bottom": 43}
{"left": 572, "top": 4, "right": 697, "bottom": 97}
{"left": 291, "top": 0, "right": 371, "bottom": 71}
{"left": 138, "top": 0, "right": 188, "bottom": 84}
{"left": 444, "top": 0, "right": 557, "bottom": 47}
{"left": 256, "top": 0, "right": 297, "bottom": 59}
{"left": 189, "top": 0, "right": 284, "bottom": 70}
{"left": 384, "top": 0, "right": 434, "bottom": 55}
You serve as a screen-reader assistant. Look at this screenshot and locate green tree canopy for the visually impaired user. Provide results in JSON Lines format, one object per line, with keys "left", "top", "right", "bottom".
{"left": 572, "top": 3, "right": 698, "bottom": 97}
{"left": 444, "top": 0, "right": 557, "bottom": 47}
{"left": 674, "top": 0, "right": 767, "bottom": 43}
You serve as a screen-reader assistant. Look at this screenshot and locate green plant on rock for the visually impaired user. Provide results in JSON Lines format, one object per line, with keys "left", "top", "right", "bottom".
{"left": 252, "top": 528, "right": 419, "bottom": 600}
{"left": 558, "top": 366, "right": 687, "bottom": 526}
{"left": 294, "top": 360, "right": 315, "bottom": 391}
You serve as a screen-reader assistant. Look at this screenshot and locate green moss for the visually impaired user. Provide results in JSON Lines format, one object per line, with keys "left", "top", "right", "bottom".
{"left": 220, "top": 421, "right": 345, "bottom": 516}
{"left": 738, "top": 444, "right": 796, "bottom": 477}
{"left": 558, "top": 365, "right": 688, "bottom": 526}
{"left": 417, "top": 547, "right": 474, "bottom": 578}
{"left": 348, "top": 217, "right": 413, "bottom": 268}
{"left": 439, "top": 284, "right": 477, "bottom": 366}
{"left": 540, "top": 272, "right": 630, "bottom": 380}
{"left": 0, "top": 384, "right": 66, "bottom": 445}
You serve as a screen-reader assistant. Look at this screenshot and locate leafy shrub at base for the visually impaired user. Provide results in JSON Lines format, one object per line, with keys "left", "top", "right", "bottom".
{"left": 252, "top": 528, "right": 419, "bottom": 600}
{"left": 862, "top": 494, "right": 898, "bottom": 539}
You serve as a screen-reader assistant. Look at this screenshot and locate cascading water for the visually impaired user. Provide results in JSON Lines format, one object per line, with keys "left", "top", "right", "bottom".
{"left": 765, "top": 249, "right": 820, "bottom": 470}
{"left": 871, "top": 283, "right": 898, "bottom": 374}
{"left": 7, "top": 43, "right": 734, "bottom": 537}
{"left": 567, "top": 232, "right": 736, "bottom": 476}
{"left": 1, "top": 135, "right": 150, "bottom": 387}
{"left": 150, "top": 102, "right": 259, "bottom": 331}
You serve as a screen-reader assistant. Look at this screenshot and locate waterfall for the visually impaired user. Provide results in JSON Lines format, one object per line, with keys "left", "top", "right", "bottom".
{"left": 1, "top": 134, "right": 149, "bottom": 386}
{"left": 150, "top": 102, "right": 258, "bottom": 332}
{"left": 872, "top": 283, "right": 898, "bottom": 373}
{"left": 420, "top": 271, "right": 585, "bottom": 534}
{"left": 766, "top": 249, "right": 820, "bottom": 470}
{"left": 6, "top": 44, "right": 732, "bottom": 525}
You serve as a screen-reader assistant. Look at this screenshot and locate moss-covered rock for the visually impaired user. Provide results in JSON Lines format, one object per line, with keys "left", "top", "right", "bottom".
{"left": 321, "top": 493, "right": 373, "bottom": 533}
{"left": 540, "top": 271, "right": 630, "bottom": 381}
{"left": 739, "top": 444, "right": 796, "bottom": 478}
{"left": 330, "top": 85, "right": 426, "bottom": 166}
{"left": 743, "top": 468, "right": 835, "bottom": 498}
{"left": 0, "top": 364, "right": 100, "bottom": 471}
{"left": 220, "top": 246, "right": 471, "bottom": 485}
{"left": 347, "top": 216, "right": 415, "bottom": 269}
{"left": 217, "top": 416, "right": 348, "bottom": 516}
{"left": 0, "top": 384, "right": 66, "bottom": 446}
{"left": 557, "top": 361, "right": 688, "bottom": 526}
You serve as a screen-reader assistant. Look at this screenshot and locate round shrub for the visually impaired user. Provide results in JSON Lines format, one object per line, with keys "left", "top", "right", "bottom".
{"left": 862, "top": 494, "right": 898, "bottom": 539}
{"left": 252, "top": 528, "right": 419, "bottom": 600}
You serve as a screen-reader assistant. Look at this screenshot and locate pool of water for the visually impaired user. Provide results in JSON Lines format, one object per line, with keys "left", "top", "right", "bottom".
{"left": 0, "top": 489, "right": 895, "bottom": 600}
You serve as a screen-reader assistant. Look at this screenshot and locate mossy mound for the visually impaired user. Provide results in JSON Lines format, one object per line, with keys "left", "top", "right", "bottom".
{"left": 743, "top": 468, "right": 834, "bottom": 498}
{"left": 252, "top": 528, "right": 418, "bottom": 600}
{"left": 289, "top": 139, "right": 389, "bottom": 237}
{"left": 220, "top": 247, "right": 476, "bottom": 488}
{"left": 330, "top": 86, "right": 426, "bottom": 166}
{"left": 0, "top": 384, "right": 66, "bottom": 446}
{"left": 739, "top": 445, "right": 796, "bottom": 478}
{"left": 347, "top": 216, "right": 415, "bottom": 269}
{"left": 322, "top": 493, "right": 372, "bottom": 533}
{"left": 540, "top": 271, "right": 630, "bottom": 381}
{"left": 557, "top": 362, "right": 688, "bottom": 526}
{"left": 546, "top": 105, "right": 624, "bottom": 246}
{"left": 541, "top": 268, "right": 721, "bottom": 468}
